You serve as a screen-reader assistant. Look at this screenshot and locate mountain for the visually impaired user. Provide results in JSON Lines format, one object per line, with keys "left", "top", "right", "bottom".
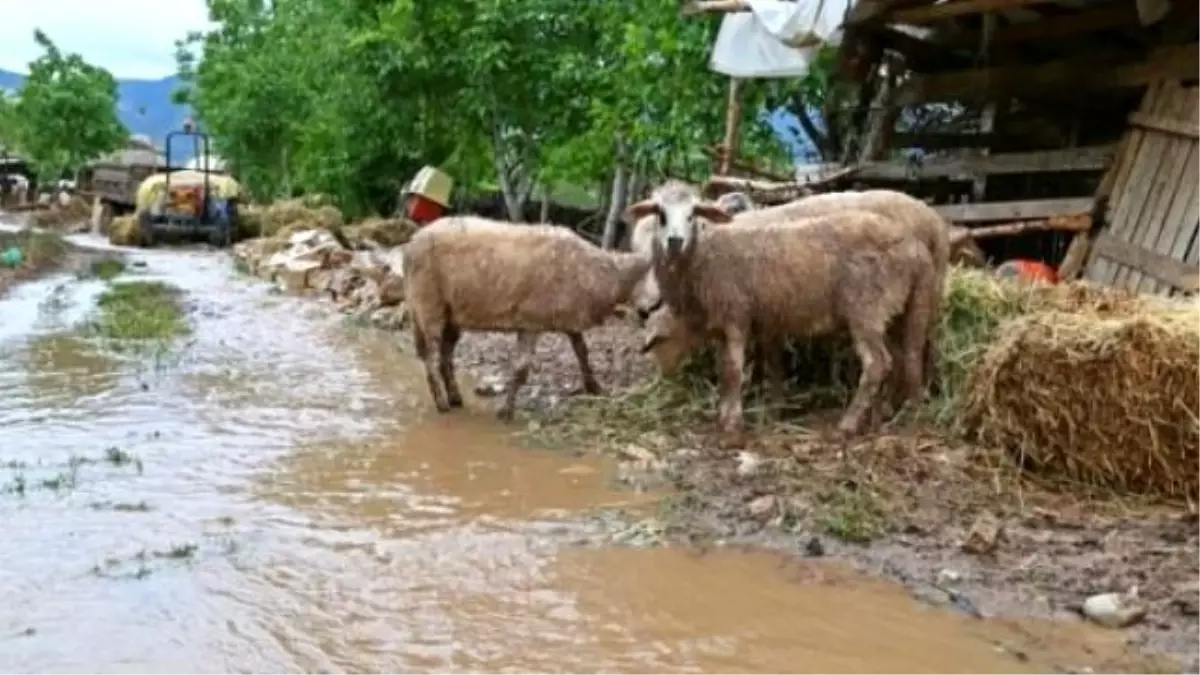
{"left": 0, "top": 69, "right": 195, "bottom": 161}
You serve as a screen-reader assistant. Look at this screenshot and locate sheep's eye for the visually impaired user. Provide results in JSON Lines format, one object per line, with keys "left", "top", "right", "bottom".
{"left": 652, "top": 206, "right": 666, "bottom": 226}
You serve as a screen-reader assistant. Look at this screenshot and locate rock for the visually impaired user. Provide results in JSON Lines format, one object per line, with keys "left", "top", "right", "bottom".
{"left": 735, "top": 451, "right": 764, "bottom": 477}
{"left": 803, "top": 536, "right": 825, "bottom": 557}
{"left": 1171, "top": 581, "right": 1199, "bottom": 616}
{"left": 474, "top": 374, "right": 507, "bottom": 397}
{"left": 747, "top": 495, "right": 778, "bottom": 519}
{"left": 620, "top": 444, "right": 659, "bottom": 464}
{"left": 276, "top": 259, "right": 322, "bottom": 294}
{"left": 378, "top": 275, "right": 405, "bottom": 306}
{"left": 936, "top": 568, "right": 962, "bottom": 586}
{"left": 962, "top": 512, "right": 1005, "bottom": 554}
{"left": 1081, "top": 590, "right": 1146, "bottom": 629}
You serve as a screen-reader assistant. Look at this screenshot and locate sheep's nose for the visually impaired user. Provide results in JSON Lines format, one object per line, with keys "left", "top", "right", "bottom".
{"left": 666, "top": 236, "right": 684, "bottom": 255}
{"left": 636, "top": 307, "right": 651, "bottom": 323}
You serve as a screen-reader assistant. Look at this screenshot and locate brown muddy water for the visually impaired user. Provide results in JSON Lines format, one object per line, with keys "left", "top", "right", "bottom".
{"left": 0, "top": 232, "right": 1144, "bottom": 673}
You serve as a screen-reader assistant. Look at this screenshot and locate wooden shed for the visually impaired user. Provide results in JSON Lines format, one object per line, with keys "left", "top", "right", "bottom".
{"left": 696, "top": 0, "right": 1199, "bottom": 295}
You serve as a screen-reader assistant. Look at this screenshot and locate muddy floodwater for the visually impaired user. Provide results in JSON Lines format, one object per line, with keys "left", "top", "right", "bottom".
{"left": 0, "top": 234, "right": 1150, "bottom": 673}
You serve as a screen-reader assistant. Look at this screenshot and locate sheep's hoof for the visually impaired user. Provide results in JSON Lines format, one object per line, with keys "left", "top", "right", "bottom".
{"left": 448, "top": 393, "right": 465, "bottom": 408}
{"left": 496, "top": 407, "right": 516, "bottom": 423}
{"left": 434, "top": 401, "right": 453, "bottom": 414}
{"left": 573, "top": 382, "right": 604, "bottom": 396}
{"left": 834, "top": 417, "right": 864, "bottom": 439}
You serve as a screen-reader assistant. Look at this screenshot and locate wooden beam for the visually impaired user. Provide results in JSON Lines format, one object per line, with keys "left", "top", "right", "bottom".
{"left": 934, "top": 197, "right": 1095, "bottom": 223}
{"left": 945, "top": 4, "right": 1139, "bottom": 47}
{"left": 1128, "top": 112, "right": 1200, "bottom": 139}
{"left": 887, "top": 0, "right": 1062, "bottom": 24}
{"left": 1091, "top": 231, "right": 1200, "bottom": 291}
{"left": 856, "top": 145, "right": 1115, "bottom": 181}
{"left": 895, "top": 43, "right": 1199, "bottom": 105}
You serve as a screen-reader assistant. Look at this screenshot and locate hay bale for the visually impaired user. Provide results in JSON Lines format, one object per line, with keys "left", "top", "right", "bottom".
{"left": 344, "top": 217, "right": 418, "bottom": 248}
{"left": 236, "top": 205, "right": 265, "bottom": 241}
{"left": 108, "top": 215, "right": 141, "bottom": 246}
{"left": 961, "top": 304, "right": 1200, "bottom": 500}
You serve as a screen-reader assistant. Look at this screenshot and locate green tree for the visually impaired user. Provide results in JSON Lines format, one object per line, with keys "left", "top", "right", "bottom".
{"left": 11, "top": 30, "right": 126, "bottom": 180}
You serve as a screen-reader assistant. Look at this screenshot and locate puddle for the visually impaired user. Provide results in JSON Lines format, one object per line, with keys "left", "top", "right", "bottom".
{"left": 0, "top": 240, "right": 1161, "bottom": 673}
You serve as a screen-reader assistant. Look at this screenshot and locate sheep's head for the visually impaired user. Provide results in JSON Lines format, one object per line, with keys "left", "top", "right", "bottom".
{"left": 624, "top": 179, "right": 732, "bottom": 263}
{"left": 640, "top": 305, "right": 700, "bottom": 376}
{"left": 714, "top": 191, "right": 758, "bottom": 216}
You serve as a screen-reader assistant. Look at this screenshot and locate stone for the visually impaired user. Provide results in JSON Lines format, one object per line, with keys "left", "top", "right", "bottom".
{"left": 962, "top": 512, "right": 1005, "bottom": 555}
{"left": 1081, "top": 590, "right": 1146, "bottom": 629}
{"left": 735, "top": 451, "right": 764, "bottom": 477}
{"left": 747, "top": 495, "right": 777, "bottom": 519}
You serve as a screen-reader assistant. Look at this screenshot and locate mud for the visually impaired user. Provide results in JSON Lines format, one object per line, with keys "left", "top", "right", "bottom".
{"left": 0, "top": 224, "right": 1192, "bottom": 673}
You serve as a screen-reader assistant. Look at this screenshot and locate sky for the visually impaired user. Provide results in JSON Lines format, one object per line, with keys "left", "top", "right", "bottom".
{"left": 0, "top": 0, "right": 215, "bottom": 80}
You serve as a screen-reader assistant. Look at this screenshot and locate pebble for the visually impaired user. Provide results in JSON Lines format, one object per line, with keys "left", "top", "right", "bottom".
{"left": 936, "top": 568, "right": 962, "bottom": 586}
{"left": 803, "top": 536, "right": 825, "bottom": 557}
{"left": 1081, "top": 590, "right": 1146, "bottom": 629}
{"left": 735, "top": 451, "right": 763, "bottom": 477}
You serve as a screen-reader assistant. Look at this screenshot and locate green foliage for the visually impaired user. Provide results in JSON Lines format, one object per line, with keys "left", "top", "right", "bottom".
{"left": 178, "top": 0, "right": 836, "bottom": 218}
{"left": 9, "top": 30, "right": 127, "bottom": 179}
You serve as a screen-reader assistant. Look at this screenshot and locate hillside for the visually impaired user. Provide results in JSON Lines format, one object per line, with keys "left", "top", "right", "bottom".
{"left": 0, "top": 69, "right": 194, "bottom": 160}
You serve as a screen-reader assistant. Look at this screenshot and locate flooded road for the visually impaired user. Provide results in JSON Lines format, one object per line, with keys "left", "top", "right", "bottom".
{"left": 0, "top": 235, "right": 1144, "bottom": 673}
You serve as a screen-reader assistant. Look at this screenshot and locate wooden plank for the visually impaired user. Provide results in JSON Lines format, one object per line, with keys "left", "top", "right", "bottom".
{"left": 1128, "top": 112, "right": 1200, "bottom": 139}
{"left": 934, "top": 197, "right": 1094, "bottom": 223}
{"left": 942, "top": 3, "right": 1141, "bottom": 46}
{"left": 1090, "top": 232, "right": 1200, "bottom": 291}
{"left": 1121, "top": 84, "right": 1196, "bottom": 290}
{"left": 894, "top": 43, "right": 1199, "bottom": 106}
{"left": 1154, "top": 91, "right": 1200, "bottom": 294}
{"left": 1101, "top": 85, "right": 1168, "bottom": 285}
{"left": 856, "top": 145, "right": 1114, "bottom": 181}
{"left": 887, "top": 0, "right": 1060, "bottom": 24}
{"left": 1088, "top": 83, "right": 1168, "bottom": 284}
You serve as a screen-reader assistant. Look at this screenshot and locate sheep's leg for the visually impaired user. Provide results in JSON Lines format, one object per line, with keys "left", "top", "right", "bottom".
{"left": 498, "top": 331, "right": 539, "bottom": 422}
{"left": 716, "top": 327, "right": 749, "bottom": 448}
{"left": 565, "top": 331, "right": 603, "bottom": 395}
{"left": 413, "top": 319, "right": 452, "bottom": 413}
{"left": 898, "top": 269, "right": 937, "bottom": 406}
{"left": 762, "top": 338, "right": 786, "bottom": 407}
{"left": 439, "top": 323, "right": 464, "bottom": 408}
{"left": 839, "top": 324, "right": 892, "bottom": 437}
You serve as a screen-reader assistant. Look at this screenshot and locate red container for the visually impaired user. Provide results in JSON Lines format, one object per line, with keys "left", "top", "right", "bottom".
{"left": 404, "top": 193, "right": 446, "bottom": 225}
{"left": 995, "top": 258, "right": 1059, "bottom": 284}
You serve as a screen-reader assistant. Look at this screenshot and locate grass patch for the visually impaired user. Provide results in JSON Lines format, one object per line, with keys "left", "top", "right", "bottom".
{"left": 87, "top": 257, "right": 126, "bottom": 281}
{"left": 92, "top": 281, "right": 188, "bottom": 341}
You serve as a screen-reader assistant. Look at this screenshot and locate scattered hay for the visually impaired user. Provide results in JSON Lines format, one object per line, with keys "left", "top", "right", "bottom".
{"left": 961, "top": 304, "right": 1199, "bottom": 500}
{"left": 27, "top": 195, "right": 92, "bottom": 229}
{"left": 258, "top": 199, "right": 344, "bottom": 238}
{"left": 108, "top": 215, "right": 142, "bottom": 246}
{"left": 344, "top": 217, "right": 418, "bottom": 248}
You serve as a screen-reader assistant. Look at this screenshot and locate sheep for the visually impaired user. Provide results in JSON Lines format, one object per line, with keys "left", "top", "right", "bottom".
{"left": 632, "top": 187, "right": 951, "bottom": 404}
{"left": 402, "top": 215, "right": 652, "bottom": 421}
{"left": 625, "top": 180, "right": 938, "bottom": 445}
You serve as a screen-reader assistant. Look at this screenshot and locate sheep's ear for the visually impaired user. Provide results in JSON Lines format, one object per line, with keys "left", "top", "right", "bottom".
{"left": 624, "top": 199, "right": 659, "bottom": 223}
{"left": 694, "top": 202, "right": 733, "bottom": 224}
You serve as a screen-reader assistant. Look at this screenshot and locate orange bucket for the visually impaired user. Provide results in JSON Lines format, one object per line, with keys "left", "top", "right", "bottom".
{"left": 995, "top": 258, "right": 1058, "bottom": 284}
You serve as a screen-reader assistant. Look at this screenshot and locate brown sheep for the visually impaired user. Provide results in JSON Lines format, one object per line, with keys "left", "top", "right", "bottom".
{"left": 632, "top": 188, "right": 950, "bottom": 397}
{"left": 626, "top": 180, "right": 937, "bottom": 445}
{"left": 402, "top": 216, "right": 651, "bottom": 420}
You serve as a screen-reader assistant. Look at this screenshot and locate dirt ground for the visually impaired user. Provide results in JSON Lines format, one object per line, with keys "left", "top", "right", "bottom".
{"left": 443, "top": 321, "right": 1199, "bottom": 674}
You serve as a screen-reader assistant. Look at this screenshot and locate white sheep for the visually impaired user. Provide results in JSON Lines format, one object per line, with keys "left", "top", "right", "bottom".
{"left": 626, "top": 180, "right": 938, "bottom": 445}
{"left": 402, "top": 215, "right": 652, "bottom": 420}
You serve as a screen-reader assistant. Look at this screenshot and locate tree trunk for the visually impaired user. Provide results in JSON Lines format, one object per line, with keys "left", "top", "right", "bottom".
{"left": 539, "top": 183, "right": 551, "bottom": 223}
{"left": 601, "top": 160, "right": 629, "bottom": 250}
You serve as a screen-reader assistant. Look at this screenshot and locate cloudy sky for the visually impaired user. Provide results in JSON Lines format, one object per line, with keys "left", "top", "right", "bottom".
{"left": 0, "top": 0, "right": 215, "bottom": 80}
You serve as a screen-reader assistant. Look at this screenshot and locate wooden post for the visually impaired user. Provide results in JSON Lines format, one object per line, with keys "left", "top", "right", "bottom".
{"left": 720, "top": 77, "right": 744, "bottom": 175}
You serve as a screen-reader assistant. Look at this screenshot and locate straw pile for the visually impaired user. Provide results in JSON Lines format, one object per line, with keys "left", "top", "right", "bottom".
{"left": 28, "top": 195, "right": 92, "bottom": 229}
{"left": 108, "top": 215, "right": 142, "bottom": 246}
{"left": 344, "top": 217, "right": 418, "bottom": 248}
{"left": 239, "top": 198, "right": 345, "bottom": 240}
{"left": 961, "top": 298, "right": 1199, "bottom": 500}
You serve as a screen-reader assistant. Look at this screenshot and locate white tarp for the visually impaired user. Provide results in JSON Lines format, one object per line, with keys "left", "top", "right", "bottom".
{"left": 708, "top": 0, "right": 852, "bottom": 78}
